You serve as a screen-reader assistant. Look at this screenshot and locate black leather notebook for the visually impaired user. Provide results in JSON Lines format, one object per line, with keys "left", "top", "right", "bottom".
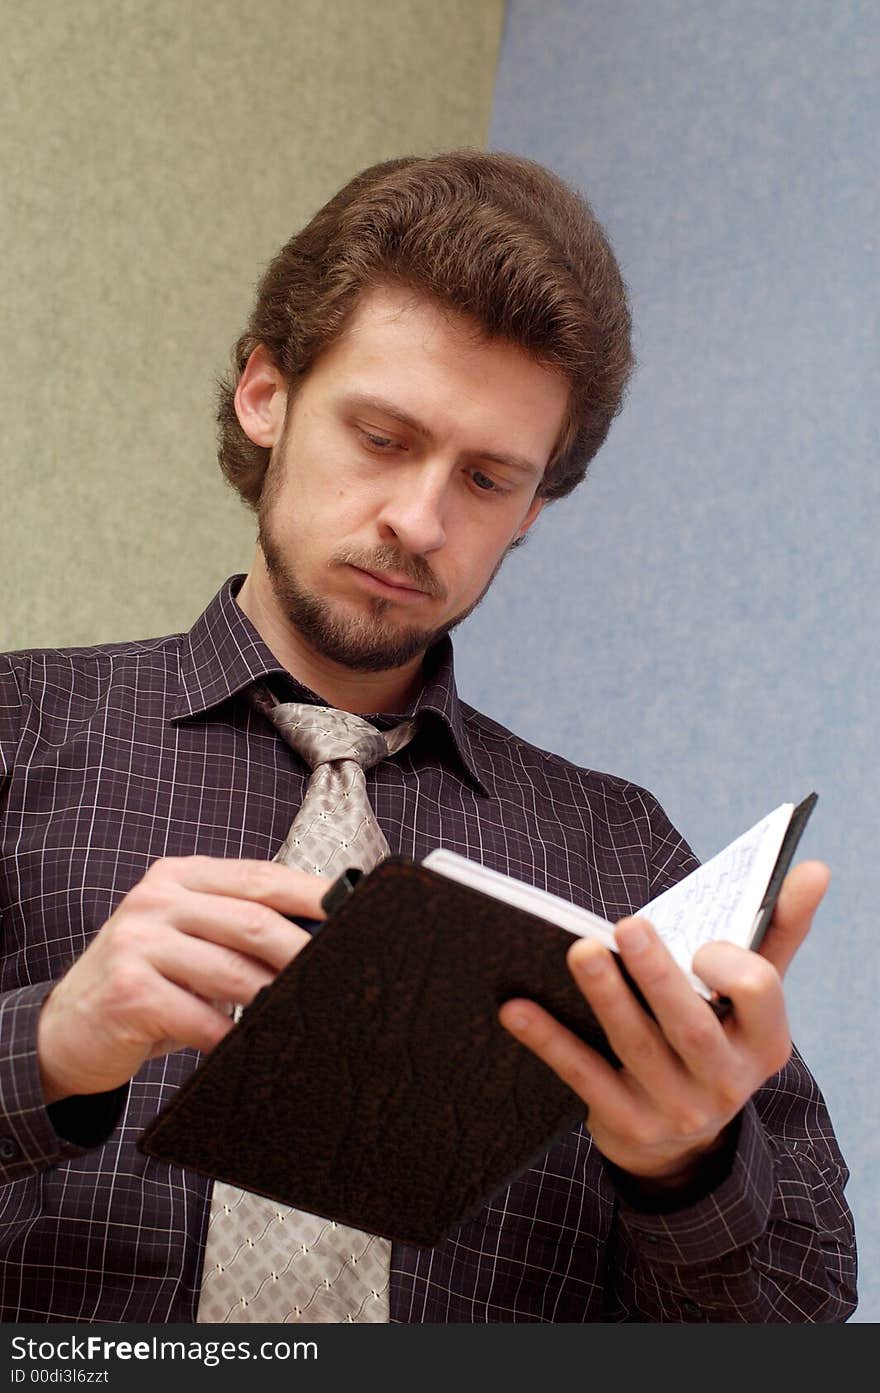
{"left": 138, "top": 794, "right": 816, "bottom": 1246}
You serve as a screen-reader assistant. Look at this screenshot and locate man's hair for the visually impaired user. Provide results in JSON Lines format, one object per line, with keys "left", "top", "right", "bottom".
{"left": 217, "top": 149, "right": 634, "bottom": 507}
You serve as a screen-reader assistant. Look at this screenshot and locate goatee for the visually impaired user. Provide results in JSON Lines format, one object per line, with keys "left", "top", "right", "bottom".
{"left": 258, "top": 521, "right": 501, "bottom": 674}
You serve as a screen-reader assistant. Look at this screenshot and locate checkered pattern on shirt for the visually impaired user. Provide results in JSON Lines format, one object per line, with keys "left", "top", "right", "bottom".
{"left": 0, "top": 577, "right": 857, "bottom": 1322}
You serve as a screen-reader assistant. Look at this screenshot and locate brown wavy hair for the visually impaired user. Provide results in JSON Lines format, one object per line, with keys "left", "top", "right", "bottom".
{"left": 216, "top": 150, "right": 634, "bottom": 508}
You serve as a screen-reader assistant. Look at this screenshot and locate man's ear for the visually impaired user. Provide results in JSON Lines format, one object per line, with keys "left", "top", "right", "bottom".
{"left": 234, "top": 344, "right": 288, "bottom": 447}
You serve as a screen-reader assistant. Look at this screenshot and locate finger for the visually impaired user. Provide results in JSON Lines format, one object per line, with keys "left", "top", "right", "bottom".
{"left": 689, "top": 939, "right": 791, "bottom": 1070}
{"left": 749, "top": 860, "right": 830, "bottom": 977}
{"left": 138, "top": 978, "right": 241, "bottom": 1058}
{"left": 608, "top": 918, "right": 730, "bottom": 1081}
{"left": 170, "top": 891, "right": 312, "bottom": 970}
{"left": 147, "top": 933, "right": 278, "bottom": 1009}
{"left": 145, "top": 857, "right": 333, "bottom": 918}
{"left": 567, "top": 934, "right": 676, "bottom": 1090}
{"left": 498, "top": 994, "right": 621, "bottom": 1108}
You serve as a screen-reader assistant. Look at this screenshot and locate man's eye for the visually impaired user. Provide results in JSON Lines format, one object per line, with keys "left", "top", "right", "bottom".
{"left": 471, "top": 470, "right": 499, "bottom": 492}
{"left": 361, "top": 431, "right": 397, "bottom": 451}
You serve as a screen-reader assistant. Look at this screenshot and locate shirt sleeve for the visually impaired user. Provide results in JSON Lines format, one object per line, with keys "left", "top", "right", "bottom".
{"left": 600, "top": 793, "right": 858, "bottom": 1321}
{"left": 0, "top": 656, "right": 126, "bottom": 1176}
{"left": 0, "top": 654, "right": 25, "bottom": 782}
{"left": 644, "top": 791, "right": 701, "bottom": 897}
{"left": 0, "top": 982, "right": 127, "bottom": 1178}
{"left": 606, "top": 1044, "right": 857, "bottom": 1321}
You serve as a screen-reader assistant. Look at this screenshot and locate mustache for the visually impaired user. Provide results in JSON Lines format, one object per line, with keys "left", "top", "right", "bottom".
{"left": 332, "top": 543, "right": 447, "bottom": 601}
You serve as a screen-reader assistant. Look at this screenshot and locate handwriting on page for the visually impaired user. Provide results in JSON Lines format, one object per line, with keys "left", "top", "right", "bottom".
{"left": 643, "top": 818, "right": 778, "bottom": 974}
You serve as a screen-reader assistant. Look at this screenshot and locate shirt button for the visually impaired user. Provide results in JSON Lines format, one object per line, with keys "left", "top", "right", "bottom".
{"left": 0, "top": 1137, "right": 20, "bottom": 1161}
{"left": 644, "top": 1233, "right": 659, "bottom": 1244}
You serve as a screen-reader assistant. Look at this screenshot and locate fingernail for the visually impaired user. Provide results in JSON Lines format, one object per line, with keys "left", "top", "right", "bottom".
{"left": 573, "top": 946, "right": 606, "bottom": 975}
{"left": 617, "top": 921, "right": 648, "bottom": 954}
{"left": 502, "top": 1008, "right": 530, "bottom": 1033}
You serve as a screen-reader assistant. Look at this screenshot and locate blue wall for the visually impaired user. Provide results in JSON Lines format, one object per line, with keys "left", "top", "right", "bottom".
{"left": 461, "top": 0, "right": 877, "bottom": 1319}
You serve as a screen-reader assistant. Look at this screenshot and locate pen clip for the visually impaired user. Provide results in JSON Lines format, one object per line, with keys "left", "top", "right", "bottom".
{"left": 320, "top": 866, "right": 364, "bottom": 918}
{"left": 285, "top": 867, "right": 364, "bottom": 937}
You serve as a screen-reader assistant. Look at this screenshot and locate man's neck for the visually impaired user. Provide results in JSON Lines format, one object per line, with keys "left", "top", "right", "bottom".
{"left": 235, "top": 573, "right": 425, "bottom": 715}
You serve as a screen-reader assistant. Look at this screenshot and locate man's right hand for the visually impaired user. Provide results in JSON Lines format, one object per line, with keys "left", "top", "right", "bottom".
{"left": 36, "top": 857, "right": 331, "bottom": 1103}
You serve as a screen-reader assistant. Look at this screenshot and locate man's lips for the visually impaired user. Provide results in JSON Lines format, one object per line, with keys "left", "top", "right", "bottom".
{"left": 348, "top": 566, "right": 433, "bottom": 600}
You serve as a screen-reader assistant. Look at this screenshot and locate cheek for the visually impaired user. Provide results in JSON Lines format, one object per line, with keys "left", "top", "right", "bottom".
{"left": 283, "top": 468, "right": 360, "bottom": 525}
{"left": 449, "top": 528, "right": 511, "bottom": 594}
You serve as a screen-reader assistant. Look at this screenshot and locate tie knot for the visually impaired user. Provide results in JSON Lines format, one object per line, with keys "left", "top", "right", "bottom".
{"left": 254, "top": 691, "right": 417, "bottom": 772}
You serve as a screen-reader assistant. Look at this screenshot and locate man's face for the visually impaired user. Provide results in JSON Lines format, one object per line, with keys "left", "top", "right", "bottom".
{"left": 251, "top": 285, "right": 570, "bottom": 674}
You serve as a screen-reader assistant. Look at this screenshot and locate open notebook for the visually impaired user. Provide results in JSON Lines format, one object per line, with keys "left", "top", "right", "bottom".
{"left": 423, "top": 794, "right": 817, "bottom": 1000}
{"left": 139, "top": 793, "right": 817, "bottom": 1246}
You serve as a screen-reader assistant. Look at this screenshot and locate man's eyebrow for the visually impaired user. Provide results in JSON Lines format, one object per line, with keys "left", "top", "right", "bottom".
{"left": 342, "top": 393, "right": 544, "bottom": 478}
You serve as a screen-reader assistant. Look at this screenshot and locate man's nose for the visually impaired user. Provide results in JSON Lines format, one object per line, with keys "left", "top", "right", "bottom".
{"left": 375, "top": 466, "right": 449, "bottom": 556}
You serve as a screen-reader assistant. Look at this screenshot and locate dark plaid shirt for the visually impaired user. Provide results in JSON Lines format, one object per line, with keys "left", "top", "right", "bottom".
{"left": 0, "top": 578, "right": 856, "bottom": 1322}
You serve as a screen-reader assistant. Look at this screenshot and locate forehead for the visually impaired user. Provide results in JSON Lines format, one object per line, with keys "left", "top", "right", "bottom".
{"left": 307, "top": 285, "right": 570, "bottom": 462}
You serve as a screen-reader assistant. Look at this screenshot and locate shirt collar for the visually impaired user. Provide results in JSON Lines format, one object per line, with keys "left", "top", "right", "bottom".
{"left": 406, "top": 635, "right": 486, "bottom": 794}
{"left": 172, "top": 575, "right": 487, "bottom": 794}
{"left": 172, "top": 575, "right": 289, "bottom": 719}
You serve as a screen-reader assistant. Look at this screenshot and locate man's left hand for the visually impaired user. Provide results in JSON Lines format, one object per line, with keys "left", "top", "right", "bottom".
{"left": 499, "top": 861, "right": 830, "bottom": 1185}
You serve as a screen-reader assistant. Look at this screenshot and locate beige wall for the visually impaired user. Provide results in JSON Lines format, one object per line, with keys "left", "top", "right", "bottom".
{"left": 2, "top": 0, "right": 504, "bottom": 649}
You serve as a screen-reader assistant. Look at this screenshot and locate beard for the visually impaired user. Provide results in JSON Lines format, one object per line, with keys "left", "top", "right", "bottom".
{"left": 258, "top": 508, "right": 509, "bottom": 675}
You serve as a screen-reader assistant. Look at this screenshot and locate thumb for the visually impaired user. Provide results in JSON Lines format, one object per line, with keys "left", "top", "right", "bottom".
{"left": 756, "top": 860, "right": 831, "bottom": 978}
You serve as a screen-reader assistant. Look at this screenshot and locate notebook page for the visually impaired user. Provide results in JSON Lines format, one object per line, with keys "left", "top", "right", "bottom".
{"left": 638, "top": 803, "right": 793, "bottom": 982}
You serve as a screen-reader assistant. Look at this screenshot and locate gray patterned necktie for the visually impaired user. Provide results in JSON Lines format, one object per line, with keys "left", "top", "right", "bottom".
{"left": 197, "top": 686, "right": 418, "bottom": 1324}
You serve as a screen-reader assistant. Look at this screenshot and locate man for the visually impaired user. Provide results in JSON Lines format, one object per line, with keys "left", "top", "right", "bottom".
{"left": 0, "top": 151, "right": 856, "bottom": 1322}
